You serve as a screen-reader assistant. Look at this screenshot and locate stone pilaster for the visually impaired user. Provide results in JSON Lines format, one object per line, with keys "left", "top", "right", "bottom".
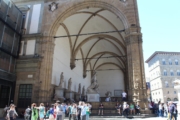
{"left": 125, "top": 26, "right": 148, "bottom": 110}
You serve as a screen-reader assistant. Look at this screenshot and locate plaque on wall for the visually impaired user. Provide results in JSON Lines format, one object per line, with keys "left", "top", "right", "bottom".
{"left": 114, "top": 90, "right": 123, "bottom": 97}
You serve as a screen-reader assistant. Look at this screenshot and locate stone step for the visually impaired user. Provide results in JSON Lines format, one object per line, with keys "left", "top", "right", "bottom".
{"left": 89, "top": 114, "right": 156, "bottom": 118}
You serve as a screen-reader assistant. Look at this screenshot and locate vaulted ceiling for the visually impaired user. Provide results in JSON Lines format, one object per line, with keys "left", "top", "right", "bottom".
{"left": 56, "top": 8, "right": 127, "bottom": 77}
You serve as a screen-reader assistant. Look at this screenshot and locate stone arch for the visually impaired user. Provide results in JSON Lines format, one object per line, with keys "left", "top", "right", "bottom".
{"left": 73, "top": 34, "right": 126, "bottom": 59}
{"left": 48, "top": 1, "right": 130, "bottom": 37}
{"left": 95, "top": 62, "right": 125, "bottom": 72}
{"left": 85, "top": 51, "right": 125, "bottom": 70}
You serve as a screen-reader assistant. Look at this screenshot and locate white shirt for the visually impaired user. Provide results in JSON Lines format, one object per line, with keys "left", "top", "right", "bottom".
{"left": 122, "top": 92, "right": 127, "bottom": 98}
{"left": 56, "top": 105, "right": 63, "bottom": 115}
{"left": 159, "top": 104, "right": 162, "bottom": 110}
{"left": 80, "top": 106, "right": 86, "bottom": 116}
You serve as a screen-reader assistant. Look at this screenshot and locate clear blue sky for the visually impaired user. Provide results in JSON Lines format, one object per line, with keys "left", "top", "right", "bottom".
{"left": 137, "top": 0, "right": 180, "bottom": 77}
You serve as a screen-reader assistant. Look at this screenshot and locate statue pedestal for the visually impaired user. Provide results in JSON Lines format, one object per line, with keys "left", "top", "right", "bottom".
{"left": 75, "top": 93, "right": 81, "bottom": 101}
{"left": 87, "top": 93, "right": 100, "bottom": 102}
{"left": 65, "top": 91, "right": 74, "bottom": 101}
{"left": 54, "top": 87, "right": 65, "bottom": 101}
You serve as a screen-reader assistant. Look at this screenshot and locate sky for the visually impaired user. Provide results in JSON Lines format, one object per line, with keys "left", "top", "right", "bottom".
{"left": 137, "top": 0, "right": 180, "bottom": 77}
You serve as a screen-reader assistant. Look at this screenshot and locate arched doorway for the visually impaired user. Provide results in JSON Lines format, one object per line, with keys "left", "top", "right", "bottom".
{"left": 35, "top": 0, "right": 148, "bottom": 109}
{"left": 51, "top": 4, "right": 127, "bottom": 98}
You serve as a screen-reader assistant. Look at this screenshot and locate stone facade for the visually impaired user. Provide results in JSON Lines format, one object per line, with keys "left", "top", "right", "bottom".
{"left": 12, "top": 0, "right": 148, "bottom": 109}
{"left": 146, "top": 51, "right": 180, "bottom": 103}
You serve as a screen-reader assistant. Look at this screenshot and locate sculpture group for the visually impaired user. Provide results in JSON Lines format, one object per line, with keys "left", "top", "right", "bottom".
{"left": 87, "top": 72, "right": 99, "bottom": 94}
{"left": 54, "top": 72, "right": 88, "bottom": 101}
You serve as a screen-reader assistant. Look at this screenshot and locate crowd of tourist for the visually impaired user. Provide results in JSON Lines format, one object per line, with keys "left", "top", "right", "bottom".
{"left": 3, "top": 101, "right": 92, "bottom": 120}
{"left": 148, "top": 101, "right": 178, "bottom": 120}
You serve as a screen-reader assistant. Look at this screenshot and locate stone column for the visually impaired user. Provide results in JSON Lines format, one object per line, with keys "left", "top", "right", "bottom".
{"left": 35, "top": 36, "right": 55, "bottom": 103}
{"left": 125, "top": 26, "right": 148, "bottom": 110}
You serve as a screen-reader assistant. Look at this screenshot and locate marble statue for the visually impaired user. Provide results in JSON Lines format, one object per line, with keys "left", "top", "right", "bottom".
{"left": 78, "top": 83, "right": 81, "bottom": 94}
{"left": 105, "top": 91, "right": 112, "bottom": 97}
{"left": 87, "top": 72, "right": 99, "bottom": 93}
{"left": 59, "top": 72, "right": 64, "bottom": 88}
{"left": 68, "top": 78, "right": 72, "bottom": 91}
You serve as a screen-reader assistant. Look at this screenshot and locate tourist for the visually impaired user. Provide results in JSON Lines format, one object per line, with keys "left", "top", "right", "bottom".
{"left": 153, "top": 103, "right": 159, "bottom": 116}
{"left": 129, "top": 103, "right": 135, "bottom": 115}
{"left": 77, "top": 101, "right": 82, "bottom": 120}
{"left": 122, "top": 91, "right": 127, "bottom": 101}
{"left": 71, "top": 103, "right": 78, "bottom": 120}
{"left": 36, "top": 103, "right": 45, "bottom": 120}
{"left": 67, "top": 103, "right": 73, "bottom": 120}
{"left": 24, "top": 106, "right": 31, "bottom": 120}
{"left": 79, "top": 102, "right": 86, "bottom": 120}
{"left": 49, "top": 105, "right": 55, "bottom": 120}
{"left": 86, "top": 103, "right": 91, "bottom": 120}
{"left": 98, "top": 103, "right": 104, "bottom": 115}
{"left": 7, "top": 104, "right": 18, "bottom": 120}
{"left": 135, "top": 103, "right": 140, "bottom": 115}
{"left": 55, "top": 100, "right": 63, "bottom": 120}
{"left": 159, "top": 103, "right": 163, "bottom": 117}
{"left": 87, "top": 103, "right": 92, "bottom": 113}
{"left": 115, "top": 102, "right": 121, "bottom": 115}
{"left": 173, "top": 104, "right": 178, "bottom": 120}
{"left": 163, "top": 102, "right": 168, "bottom": 117}
{"left": 45, "top": 102, "right": 50, "bottom": 112}
{"left": 31, "top": 103, "right": 38, "bottom": 120}
{"left": 3, "top": 105, "right": 9, "bottom": 119}
{"left": 45, "top": 107, "right": 50, "bottom": 120}
{"left": 61, "top": 103, "right": 66, "bottom": 120}
{"left": 122, "top": 102, "right": 129, "bottom": 117}
{"left": 169, "top": 101, "right": 176, "bottom": 120}
{"left": 148, "top": 102, "right": 153, "bottom": 112}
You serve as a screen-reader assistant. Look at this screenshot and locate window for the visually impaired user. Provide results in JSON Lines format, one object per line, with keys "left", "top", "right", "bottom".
{"left": 18, "top": 84, "right": 32, "bottom": 108}
{"left": 169, "top": 59, "right": 172, "bottom": 65}
{"left": 170, "top": 70, "right": 174, "bottom": 76}
{"left": 174, "top": 98, "right": 178, "bottom": 101}
{"left": 175, "top": 59, "right": 178, "bottom": 65}
{"left": 167, "top": 91, "right": 169, "bottom": 94}
{"left": 164, "top": 70, "right": 167, "bottom": 76}
{"left": 162, "top": 59, "right": 166, "bottom": 65}
{"left": 0, "top": 50, "right": 11, "bottom": 72}
{"left": 177, "top": 70, "right": 180, "bottom": 76}
{"left": 165, "top": 81, "right": 169, "bottom": 87}
{"left": 174, "top": 91, "right": 176, "bottom": 94}
{"left": 0, "top": 85, "right": 10, "bottom": 107}
{"left": 167, "top": 98, "right": 171, "bottom": 101}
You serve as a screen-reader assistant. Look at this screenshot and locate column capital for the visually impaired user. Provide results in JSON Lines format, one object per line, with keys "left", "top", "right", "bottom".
{"left": 124, "top": 26, "right": 143, "bottom": 45}
{"left": 125, "top": 34, "right": 142, "bottom": 45}
{"left": 125, "top": 26, "right": 141, "bottom": 34}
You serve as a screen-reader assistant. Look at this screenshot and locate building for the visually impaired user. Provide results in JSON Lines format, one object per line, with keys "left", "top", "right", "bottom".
{"left": 146, "top": 51, "right": 180, "bottom": 103}
{"left": 0, "top": 0, "right": 23, "bottom": 115}
{"left": 11, "top": 0, "right": 148, "bottom": 110}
